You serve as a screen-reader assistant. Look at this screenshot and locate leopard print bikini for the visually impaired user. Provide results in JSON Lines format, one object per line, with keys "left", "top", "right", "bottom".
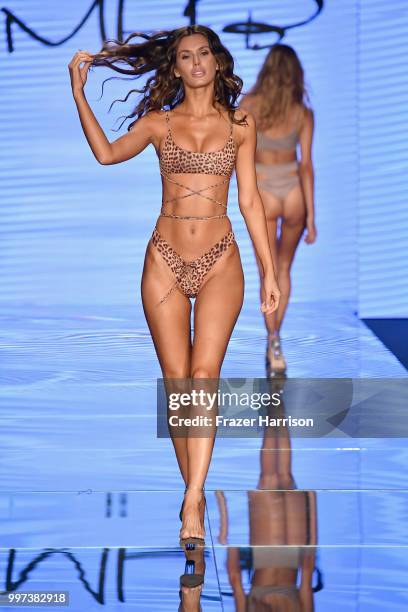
{"left": 152, "top": 109, "right": 237, "bottom": 304}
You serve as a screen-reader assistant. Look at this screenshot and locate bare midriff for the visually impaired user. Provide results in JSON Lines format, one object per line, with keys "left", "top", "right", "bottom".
{"left": 156, "top": 171, "right": 232, "bottom": 260}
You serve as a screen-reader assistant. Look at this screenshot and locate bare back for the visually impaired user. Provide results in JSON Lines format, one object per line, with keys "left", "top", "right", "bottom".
{"left": 242, "top": 94, "right": 305, "bottom": 165}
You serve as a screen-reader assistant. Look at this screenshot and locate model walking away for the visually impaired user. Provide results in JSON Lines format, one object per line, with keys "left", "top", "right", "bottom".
{"left": 241, "top": 44, "right": 316, "bottom": 374}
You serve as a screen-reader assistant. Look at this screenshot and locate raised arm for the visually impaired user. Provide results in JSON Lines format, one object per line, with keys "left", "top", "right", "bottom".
{"left": 234, "top": 109, "right": 280, "bottom": 314}
{"left": 68, "top": 50, "right": 154, "bottom": 165}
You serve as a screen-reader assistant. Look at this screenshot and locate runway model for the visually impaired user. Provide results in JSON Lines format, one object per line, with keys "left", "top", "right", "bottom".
{"left": 241, "top": 44, "right": 316, "bottom": 374}
{"left": 68, "top": 25, "right": 280, "bottom": 542}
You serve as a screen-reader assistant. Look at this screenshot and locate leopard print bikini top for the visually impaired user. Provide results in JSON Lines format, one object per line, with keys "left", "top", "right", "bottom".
{"left": 159, "top": 110, "right": 236, "bottom": 177}
{"left": 158, "top": 110, "right": 236, "bottom": 220}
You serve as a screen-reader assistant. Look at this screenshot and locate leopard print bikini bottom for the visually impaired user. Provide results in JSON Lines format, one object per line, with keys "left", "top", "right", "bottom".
{"left": 151, "top": 226, "right": 236, "bottom": 305}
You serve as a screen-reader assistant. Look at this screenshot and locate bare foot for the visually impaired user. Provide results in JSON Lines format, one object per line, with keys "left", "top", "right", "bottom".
{"left": 179, "top": 488, "right": 206, "bottom": 540}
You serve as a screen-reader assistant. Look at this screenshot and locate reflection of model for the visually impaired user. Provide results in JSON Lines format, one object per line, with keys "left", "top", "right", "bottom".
{"left": 217, "top": 378, "right": 317, "bottom": 611}
{"left": 241, "top": 45, "right": 316, "bottom": 374}
{"left": 226, "top": 489, "right": 317, "bottom": 611}
{"left": 68, "top": 25, "right": 280, "bottom": 542}
{"left": 179, "top": 542, "right": 205, "bottom": 610}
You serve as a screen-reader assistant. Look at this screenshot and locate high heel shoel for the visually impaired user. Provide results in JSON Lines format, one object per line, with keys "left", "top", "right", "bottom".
{"left": 266, "top": 334, "right": 287, "bottom": 373}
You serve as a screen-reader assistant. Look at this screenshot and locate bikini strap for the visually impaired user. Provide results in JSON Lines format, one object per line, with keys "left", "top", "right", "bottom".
{"left": 230, "top": 113, "right": 234, "bottom": 136}
{"left": 165, "top": 109, "right": 171, "bottom": 134}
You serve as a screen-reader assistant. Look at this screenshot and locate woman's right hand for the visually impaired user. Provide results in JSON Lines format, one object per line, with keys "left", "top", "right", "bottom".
{"left": 260, "top": 272, "right": 281, "bottom": 315}
{"left": 304, "top": 218, "right": 317, "bottom": 244}
{"left": 68, "top": 50, "right": 94, "bottom": 97}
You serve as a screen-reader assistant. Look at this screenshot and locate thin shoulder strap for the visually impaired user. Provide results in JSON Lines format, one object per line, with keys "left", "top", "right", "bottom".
{"left": 229, "top": 110, "right": 234, "bottom": 137}
{"left": 165, "top": 109, "right": 171, "bottom": 133}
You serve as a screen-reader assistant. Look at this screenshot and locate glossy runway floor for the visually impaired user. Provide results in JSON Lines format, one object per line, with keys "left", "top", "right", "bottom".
{"left": 1, "top": 296, "right": 407, "bottom": 610}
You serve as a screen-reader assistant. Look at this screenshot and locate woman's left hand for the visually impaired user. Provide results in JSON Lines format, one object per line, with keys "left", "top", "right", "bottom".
{"left": 261, "top": 274, "right": 280, "bottom": 314}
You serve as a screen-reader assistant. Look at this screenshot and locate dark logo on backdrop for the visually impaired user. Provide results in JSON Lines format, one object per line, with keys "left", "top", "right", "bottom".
{"left": 223, "top": 1, "right": 324, "bottom": 49}
{"left": 1, "top": 1, "right": 324, "bottom": 54}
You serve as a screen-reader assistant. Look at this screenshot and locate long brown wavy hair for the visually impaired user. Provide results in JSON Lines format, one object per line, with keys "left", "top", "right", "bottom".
{"left": 91, "top": 25, "right": 247, "bottom": 131}
{"left": 248, "top": 44, "right": 310, "bottom": 131}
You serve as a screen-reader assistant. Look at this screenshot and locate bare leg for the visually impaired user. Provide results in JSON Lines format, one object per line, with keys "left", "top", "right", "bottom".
{"left": 141, "top": 241, "right": 192, "bottom": 485}
{"left": 180, "top": 243, "right": 244, "bottom": 539}
{"left": 258, "top": 380, "right": 294, "bottom": 489}
{"left": 275, "top": 184, "right": 306, "bottom": 333}
{"left": 142, "top": 237, "right": 244, "bottom": 540}
{"left": 256, "top": 183, "right": 306, "bottom": 336}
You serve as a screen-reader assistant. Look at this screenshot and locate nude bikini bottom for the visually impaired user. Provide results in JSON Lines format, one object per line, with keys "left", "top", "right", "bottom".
{"left": 248, "top": 584, "right": 300, "bottom": 611}
{"left": 151, "top": 226, "right": 236, "bottom": 304}
{"left": 252, "top": 545, "right": 303, "bottom": 569}
{"left": 256, "top": 161, "right": 300, "bottom": 200}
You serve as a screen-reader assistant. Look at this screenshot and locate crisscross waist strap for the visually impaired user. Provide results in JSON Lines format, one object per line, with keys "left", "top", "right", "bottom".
{"left": 159, "top": 211, "right": 228, "bottom": 220}
{"left": 160, "top": 171, "right": 229, "bottom": 209}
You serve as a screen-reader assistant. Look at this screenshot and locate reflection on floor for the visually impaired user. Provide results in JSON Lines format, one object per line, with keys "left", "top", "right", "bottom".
{"left": 1, "top": 490, "right": 407, "bottom": 610}
{"left": 0, "top": 546, "right": 221, "bottom": 610}
{"left": 0, "top": 301, "right": 407, "bottom": 609}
